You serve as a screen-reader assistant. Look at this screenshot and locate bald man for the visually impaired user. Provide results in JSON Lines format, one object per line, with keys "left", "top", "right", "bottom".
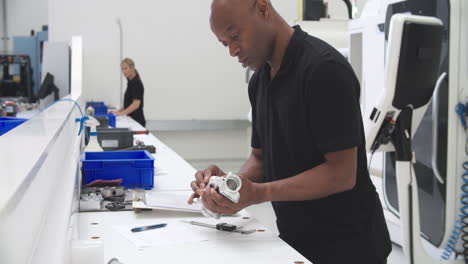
{"left": 188, "top": 1, "right": 391, "bottom": 263}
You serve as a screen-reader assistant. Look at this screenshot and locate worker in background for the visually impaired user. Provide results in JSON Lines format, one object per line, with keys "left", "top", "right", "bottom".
{"left": 111, "top": 58, "right": 146, "bottom": 127}
{"left": 188, "top": 0, "right": 391, "bottom": 263}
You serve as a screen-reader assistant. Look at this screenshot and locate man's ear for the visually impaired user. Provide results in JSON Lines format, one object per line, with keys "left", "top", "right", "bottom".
{"left": 256, "top": 0, "right": 270, "bottom": 18}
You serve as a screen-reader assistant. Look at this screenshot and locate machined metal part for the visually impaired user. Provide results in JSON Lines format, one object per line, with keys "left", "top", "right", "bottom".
{"left": 182, "top": 220, "right": 256, "bottom": 235}
{"left": 101, "top": 186, "right": 125, "bottom": 198}
{"left": 199, "top": 172, "right": 242, "bottom": 219}
{"left": 208, "top": 172, "right": 242, "bottom": 203}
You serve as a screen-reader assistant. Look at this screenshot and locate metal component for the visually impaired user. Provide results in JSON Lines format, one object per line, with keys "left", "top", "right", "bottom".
{"left": 208, "top": 173, "right": 242, "bottom": 203}
{"left": 182, "top": 220, "right": 256, "bottom": 235}
{"left": 183, "top": 220, "right": 216, "bottom": 229}
{"left": 105, "top": 201, "right": 131, "bottom": 211}
{"left": 80, "top": 192, "right": 103, "bottom": 211}
{"left": 101, "top": 186, "right": 125, "bottom": 198}
{"left": 431, "top": 72, "right": 447, "bottom": 184}
{"left": 200, "top": 172, "right": 242, "bottom": 219}
{"left": 238, "top": 229, "right": 256, "bottom": 235}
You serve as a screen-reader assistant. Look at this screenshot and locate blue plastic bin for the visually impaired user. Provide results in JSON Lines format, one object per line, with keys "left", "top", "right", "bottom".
{"left": 0, "top": 117, "right": 28, "bottom": 136}
{"left": 86, "top": 101, "right": 108, "bottom": 115}
{"left": 81, "top": 151, "right": 154, "bottom": 189}
{"left": 95, "top": 113, "right": 116, "bottom": 128}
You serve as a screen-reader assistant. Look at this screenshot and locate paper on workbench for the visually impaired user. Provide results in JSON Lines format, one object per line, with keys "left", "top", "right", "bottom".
{"left": 113, "top": 225, "right": 152, "bottom": 250}
{"left": 113, "top": 218, "right": 265, "bottom": 250}
{"left": 144, "top": 191, "right": 202, "bottom": 212}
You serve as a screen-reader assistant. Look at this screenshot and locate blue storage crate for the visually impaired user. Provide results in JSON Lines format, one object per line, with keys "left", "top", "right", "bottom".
{"left": 86, "top": 101, "right": 108, "bottom": 115}
{"left": 81, "top": 151, "right": 154, "bottom": 189}
{"left": 95, "top": 113, "right": 116, "bottom": 128}
{"left": 0, "top": 117, "right": 28, "bottom": 136}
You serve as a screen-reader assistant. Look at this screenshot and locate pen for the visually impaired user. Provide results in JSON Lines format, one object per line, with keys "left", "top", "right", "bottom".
{"left": 131, "top": 223, "right": 167, "bottom": 232}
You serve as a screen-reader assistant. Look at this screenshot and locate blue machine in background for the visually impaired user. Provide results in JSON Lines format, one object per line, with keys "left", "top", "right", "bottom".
{"left": 13, "top": 25, "right": 48, "bottom": 97}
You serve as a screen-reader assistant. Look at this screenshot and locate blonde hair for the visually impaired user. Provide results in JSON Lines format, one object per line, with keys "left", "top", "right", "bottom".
{"left": 121, "top": 58, "right": 136, "bottom": 69}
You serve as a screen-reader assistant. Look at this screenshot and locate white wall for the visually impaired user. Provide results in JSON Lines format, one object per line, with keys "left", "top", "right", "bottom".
{"left": 326, "top": 0, "right": 350, "bottom": 19}
{"left": 5, "top": 0, "right": 48, "bottom": 52}
{"left": 49, "top": 0, "right": 297, "bottom": 121}
{"left": 0, "top": 1, "right": 5, "bottom": 52}
{"left": 271, "top": 0, "right": 298, "bottom": 23}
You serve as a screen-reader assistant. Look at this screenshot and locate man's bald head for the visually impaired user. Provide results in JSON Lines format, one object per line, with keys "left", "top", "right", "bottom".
{"left": 209, "top": 0, "right": 277, "bottom": 70}
{"left": 210, "top": 0, "right": 272, "bottom": 24}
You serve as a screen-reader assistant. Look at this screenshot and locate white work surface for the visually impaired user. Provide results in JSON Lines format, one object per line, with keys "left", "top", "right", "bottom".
{"left": 77, "top": 116, "right": 311, "bottom": 264}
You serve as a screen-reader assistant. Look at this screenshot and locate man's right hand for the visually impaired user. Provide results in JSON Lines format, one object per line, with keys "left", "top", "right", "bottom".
{"left": 187, "top": 165, "right": 226, "bottom": 204}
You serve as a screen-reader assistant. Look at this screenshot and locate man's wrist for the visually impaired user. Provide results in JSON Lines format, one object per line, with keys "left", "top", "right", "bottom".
{"left": 254, "top": 182, "right": 272, "bottom": 204}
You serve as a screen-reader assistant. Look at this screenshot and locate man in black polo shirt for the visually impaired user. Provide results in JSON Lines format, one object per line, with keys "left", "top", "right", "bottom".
{"left": 188, "top": 0, "right": 392, "bottom": 263}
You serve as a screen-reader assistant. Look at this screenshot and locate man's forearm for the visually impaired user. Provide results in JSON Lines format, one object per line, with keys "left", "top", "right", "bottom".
{"left": 238, "top": 151, "right": 264, "bottom": 183}
{"left": 256, "top": 148, "right": 357, "bottom": 203}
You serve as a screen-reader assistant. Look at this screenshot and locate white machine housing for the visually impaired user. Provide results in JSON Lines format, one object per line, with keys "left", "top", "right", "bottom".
{"left": 365, "top": 14, "right": 444, "bottom": 154}
{"left": 364, "top": 13, "right": 468, "bottom": 264}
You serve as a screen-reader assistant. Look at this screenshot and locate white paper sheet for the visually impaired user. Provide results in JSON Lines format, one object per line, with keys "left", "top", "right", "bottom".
{"left": 144, "top": 191, "right": 202, "bottom": 212}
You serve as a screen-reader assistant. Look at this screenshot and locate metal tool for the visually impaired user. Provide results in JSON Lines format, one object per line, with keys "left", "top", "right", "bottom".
{"left": 182, "top": 220, "right": 256, "bottom": 235}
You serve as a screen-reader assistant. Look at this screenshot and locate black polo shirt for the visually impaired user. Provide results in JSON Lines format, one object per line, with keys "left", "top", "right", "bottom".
{"left": 124, "top": 74, "right": 146, "bottom": 127}
{"left": 249, "top": 26, "right": 391, "bottom": 262}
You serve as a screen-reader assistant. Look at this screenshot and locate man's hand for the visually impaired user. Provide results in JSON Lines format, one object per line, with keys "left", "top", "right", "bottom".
{"left": 200, "top": 174, "right": 264, "bottom": 215}
{"left": 187, "top": 165, "right": 226, "bottom": 204}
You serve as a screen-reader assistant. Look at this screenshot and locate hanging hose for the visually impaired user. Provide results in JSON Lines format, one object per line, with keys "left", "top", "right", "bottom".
{"left": 461, "top": 165, "right": 468, "bottom": 261}
{"left": 440, "top": 167, "right": 468, "bottom": 260}
{"left": 440, "top": 104, "right": 468, "bottom": 261}
{"left": 342, "top": 0, "right": 353, "bottom": 19}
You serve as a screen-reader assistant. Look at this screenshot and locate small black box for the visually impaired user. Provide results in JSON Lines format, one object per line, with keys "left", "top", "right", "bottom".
{"left": 97, "top": 128, "right": 134, "bottom": 151}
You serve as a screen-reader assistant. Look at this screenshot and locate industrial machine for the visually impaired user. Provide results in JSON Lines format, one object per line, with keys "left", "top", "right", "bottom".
{"left": 0, "top": 54, "right": 34, "bottom": 102}
{"left": 381, "top": 0, "right": 451, "bottom": 249}
{"left": 13, "top": 26, "right": 48, "bottom": 96}
{"left": 351, "top": 0, "right": 468, "bottom": 262}
{"left": 366, "top": 14, "right": 448, "bottom": 263}
{"left": 301, "top": 0, "right": 353, "bottom": 20}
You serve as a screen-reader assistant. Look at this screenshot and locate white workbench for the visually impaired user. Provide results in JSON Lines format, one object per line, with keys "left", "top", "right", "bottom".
{"left": 76, "top": 116, "right": 311, "bottom": 264}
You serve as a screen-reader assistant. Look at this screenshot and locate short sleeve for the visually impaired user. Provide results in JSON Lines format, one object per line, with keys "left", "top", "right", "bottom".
{"left": 248, "top": 73, "right": 262, "bottom": 149}
{"left": 307, "top": 60, "right": 362, "bottom": 154}
{"left": 130, "top": 81, "right": 144, "bottom": 101}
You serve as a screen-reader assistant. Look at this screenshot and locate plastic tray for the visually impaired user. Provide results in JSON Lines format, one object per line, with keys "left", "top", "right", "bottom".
{"left": 81, "top": 151, "right": 154, "bottom": 189}
{"left": 0, "top": 117, "right": 28, "bottom": 136}
{"left": 86, "top": 101, "right": 108, "bottom": 115}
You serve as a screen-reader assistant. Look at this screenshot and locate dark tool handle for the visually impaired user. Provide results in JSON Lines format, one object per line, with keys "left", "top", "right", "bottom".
{"left": 216, "top": 223, "right": 237, "bottom": 232}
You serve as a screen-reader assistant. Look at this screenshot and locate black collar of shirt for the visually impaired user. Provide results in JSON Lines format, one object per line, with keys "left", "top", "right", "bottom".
{"left": 128, "top": 73, "right": 140, "bottom": 83}
{"left": 261, "top": 25, "right": 308, "bottom": 81}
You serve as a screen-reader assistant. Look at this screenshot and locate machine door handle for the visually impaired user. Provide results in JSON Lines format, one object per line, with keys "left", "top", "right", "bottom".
{"left": 431, "top": 72, "right": 447, "bottom": 184}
